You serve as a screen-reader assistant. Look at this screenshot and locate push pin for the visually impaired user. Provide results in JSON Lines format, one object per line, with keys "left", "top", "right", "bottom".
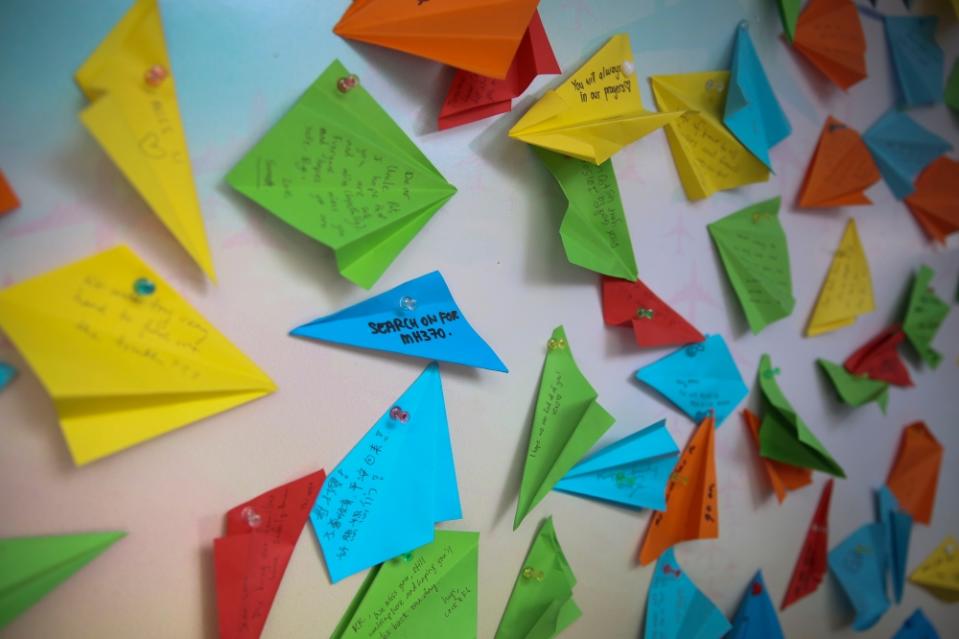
{"left": 763, "top": 367, "right": 781, "bottom": 379}
{"left": 751, "top": 581, "right": 763, "bottom": 596}
{"left": 522, "top": 566, "right": 545, "bottom": 582}
{"left": 402, "top": 552, "right": 414, "bottom": 562}
{"left": 685, "top": 343, "right": 705, "bottom": 357}
{"left": 241, "top": 506, "right": 262, "bottom": 529}
{"left": 662, "top": 564, "right": 681, "bottom": 577}
{"left": 547, "top": 338, "right": 567, "bottom": 351}
{"left": 738, "top": 19, "right": 749, "bottom": 30}
{"left": 337, "top": 74, "right": 359, "bottom": 93}
{"left": 145, "top": 64, "right": 168, "bottom": 87}
{"left": 133, "top": 277, "right": 156, "bottom": 297}
{"left": 400, "top": 296, "right": 417, "bottom": 312}
{"left": 389, "top": 405, "right": 410, "bottom": 423}
{"left": 622, "top": 60, "right": 635, "bottom": 75}
{"left": 946, "top": 544, "right": 956, "bottom": 556}
{"left": 636, "top": 307, "right": 654, "bottom": 319}
{"left": 752, "top": 212, "right": 766, "bottom": 223}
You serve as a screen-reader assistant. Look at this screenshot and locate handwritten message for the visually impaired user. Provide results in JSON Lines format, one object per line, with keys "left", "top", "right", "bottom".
{"left": 570, "top": 63, "right": 633, "bottom": 104}
{"left": 367, "top": 309, "right": 464, "bottom": 346}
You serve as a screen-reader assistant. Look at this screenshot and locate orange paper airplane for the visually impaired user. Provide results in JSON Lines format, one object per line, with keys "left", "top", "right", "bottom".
{"left": 0, "top": 169, "right": 20, "bottom": 215}
{"left": 797, "top": 117, "right": 879, "bottom": 208}
{"left": 781, "top": 479, "right": 833, "bottom": 609}
{"left": 637, "top": 414, "right": 717, "bottom": 566}
{"left": 905, "top": 157, "right": 959, "bottom": 244}
{"left": 793, "top": 0, "right": 867, "bottom": 90}
{"left": 333, "top": 0, "right": 540, "bottom": 79}
{"left": 886, "top": 421, "right": 943, "bottom": 525}
{"left": 742, "top": 409, "right": 812, "bottom": 503}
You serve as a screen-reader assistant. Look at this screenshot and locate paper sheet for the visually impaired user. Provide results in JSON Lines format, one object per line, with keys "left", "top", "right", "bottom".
{"left": 902, "top": 265, "right": 951, "bottom": 368}
{"left": 909, "top": 536, "right": 959, "bottom": 602}
{"left": 728, "top": 571, "right": 784, "bottom": 639}
{"left": 905, "top": 157, "right": 959, "bottom": 243}
{"left": 817, "top": 360, "right": 889, "bottom": 413}
{"left": 843, "top": 325, "right": 912, "bottom": 387}
{"left": 806, "top": 219, "right": 874, "bottom": 336}
{"left": 781, "top": 480, "right": 833, "bottom": 609}
{"left": 797, "top": 117, "right": 880, "bottom": 208}
{"left": 601, "top": 277, "right": 704, "bottom": 349}
{"left": 644, "top": 548, "right": 731, "bottom": 639}
{"left": 863, "top": 110, "right": 952, "bottom": 200}
{"left": 742, "top": 409, "right": 812, "bottom": 503}
{"left": 793, "top": 0, "right": 867, "bottom": 90}
{"left": 886, "top": 421, "right": 942, "bottom": 526}
{"left": 0, "top": 169, "right": 19, "bottom": 215}
{"left": 828, "top": 523, "right": 890, "bottom": 631}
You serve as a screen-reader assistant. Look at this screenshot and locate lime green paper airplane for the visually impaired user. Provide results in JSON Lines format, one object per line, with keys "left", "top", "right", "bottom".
{"left": 495, "top": 517, "right": 581, "bottom": 639}
{"left": 758, "top": 354, "right": 845, "bottom": 477}
{"left": 902, "top": 265, "right": 951, "bottom": 368}
{"left": 817, "top": 359, "right": 889, "bottom": 413}
{"left": 535, "top": 149, "right": 638, "bottom": 280}
{"left": 778, "top": 0, "right": 802, "bottom": 41}
{"left": 514, "top": 327, "right": 615, "bottom": 529}
{"left": 1, "top": 531, "right": 125, "bottom": 630}
{"left": 331, "top": 530, "right": 478, "bottom": 639}
{"left": 228, "top": 60, "right": 456, "bottom": 289}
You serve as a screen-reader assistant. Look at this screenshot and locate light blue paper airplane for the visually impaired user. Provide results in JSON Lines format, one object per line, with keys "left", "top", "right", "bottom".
{"left": 828, "top": 523, "right": 890, "bottom": 631}
{"left": 723, "top": 21, "right": 791, "bottom": 170}
{"left": 728, "top": 570, "right": 784, "bottom": 639}
{"left": 877, "top": 486, "right": 912, "bottom": 603}
{"left": 553, "top": 419, "right": 679, "bottom": 510}
{"left": 884, "top": 15, "right": 943, "bottom": 108}
{"left": 634, "top": 334, "right": 748, "bottom": 427}
{"left": 646, "top": 548, "right": 731, "bottom": 639}
{"left": 0, "top": 362, "right": 15, "bottom": 391}
{"left": 290, "top": 271, "right": 507, "bottom": 372}
{"left": 892, "top": 609, "right": 940, "bottom": 639}
{"left": 309, "top": 362, "right": 461, "bottom": 583}
{"left": 863, "top": 110, "right": 952, "bottom": 199}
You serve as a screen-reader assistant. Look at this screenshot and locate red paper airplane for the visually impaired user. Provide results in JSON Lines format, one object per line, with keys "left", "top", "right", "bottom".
{"left": 214, "top": 469, "right": 326, "bottom": 639}
{"left": 0, "top": 169, "right": 19, "bottom": 215}
{"left": 438, "top": 11, "right": 560, "bottom": 130}
{"left": 602, "top": 277, "right": 705, "bottom": 349}
{"left": 844, "top": 325, "right": 913, "bottom": 387}
{"left": 781, "top": 479, "right": 833, "bottom": 610}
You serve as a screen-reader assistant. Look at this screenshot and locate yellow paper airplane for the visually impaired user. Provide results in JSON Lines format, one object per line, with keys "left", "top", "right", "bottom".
{"left": 651, "top": 72, "right": 770, "bottom": 200}
{"left": 806, "top": 218, "right": 874, "bottom": 336}
{"left": 909, "top": 535, "right": 959, "bottom": 602}
{"left": 509, "top": 34, "right": 681, "bottom": 165}
{"left": 0, "top": 246, "right": 275, "bottom": 465}
{"left": 75, "top": 0, "right": 216, "bottom": 281}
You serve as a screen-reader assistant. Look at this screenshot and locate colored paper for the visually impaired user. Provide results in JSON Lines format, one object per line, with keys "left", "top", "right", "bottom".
{"left": 310, "top": 363, "right": 460, "bottom": 583}
{"left": 0, "top": 169, "right": 19, "bottom": 215}
{"left": 902, "top": 265, "right": 951, "bottom": 368}
{"left": 817, "top": 360, "right": 889, "bottom": 413}
{"left": 227, "top": 60, "right": 457, "bottom": 289}
{"left": 796, "top": 117, "right": 880, "bottom": 208}
{"left": 75, "top": 0, "right": 214, "bottom": 280}
{"left": 778, "top": 0, "right": 801, "bottom": 42}
{"left": 876, "top": 486, "right": 912, "bottom": 604}
{"left": 0, "top": 532, "right": 125, "bottom": 630}
{"left": 906, "top": 157, "right": 959, "bottom": 244}
{"left": 909, "top": 536, "right": 959, "bottom": 602}
{"left": 707, "top": 198, "right": 794, "bottom": 334}
{"left": 514, "top": 326, "right": 615, "bottom": 529}
{"left": 724, "top": 22, "right": 791, "bottom": 170}
{"left": 781, "top": 479, "right": 833, "bottom": 609}
{"left": 728, "top": 571, "right": 784, "bottom": 639}
{"left": 883, "top": 15, "right": 943, "bottom": 107}
{"left": 644, "top": 548, "right": 731, "bottom": 639}
{"left": 637, "top": 414, "right": 718, "bottom": 566}
{"left": 651, "top": 71, "right": 769, "bottom": 200}
{"left": 863, "top": 110, "right": 952, "bottom": 200}
{"left": 495, "top": 517, "right": 580, "bottom": 639}
{"left": 0, "top": 362, "right": 15, "bottom": 392}
{"left": 793, "top": 0, "right": 867, "bottom": 90}
{"left": 214, "top": 470, "right": 326, "bottom": 639}
{"left": 634, "top": 334, "right": 748, "bottom": 427}
{"left": 757, "top": 355, "right": 845, "bottom": 477}
{"left": 290, "top": 271, "right": 507, "bottom": 372}
{"left": 553, "top": 419, "right": 680, "bottom": 511}
{"left": 331, "top": 531, "right": 479, "bottom": 639}
{"left": 828, "top": 523, "right": 890, "bottom": 631}
{"left": 892, "top": 609, "right": 940, "bottom": 639}
{"left": 601, "top": 277, "right": 704, "bottom": 349}
{"left": 806, "top": 219, "right": 874, "bottom": 336}
{"left": 333, "top": 0, "right": 539, "bottom": 79}
{"left": 886, "top": 421, "right": 942, "bottom": 526}
{"left": 509, "top": 34, "right": 680, "bottom": 165}
{"left": 947, "top": 59, "right": 959, "bottom": 111}
{"left": 0, "top": 246, "right": 275, "bottom": 465}
{"left": 438, "top": 11, "right": 560, "bottom": 130}
{"left": 742, "top": 409, "right": 812, "bottom": 503}
{"left": 844, "top": 325, "right": 912, "bottom": 387}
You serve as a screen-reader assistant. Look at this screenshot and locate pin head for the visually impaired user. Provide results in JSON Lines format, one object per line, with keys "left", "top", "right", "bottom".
{"left": 241, "top": 506, "right": 262, "bottom": 528}
{"left": 402, "top": 552, "right": 413, "bottom": 562}
{"left": 622, "top": 60, "right": 635, "bottom": 75}
{"left": 133, "top": 277, "right": 156, "bottom": 297}
{"left": 145, "top": 64, "right": 168, "bottom": 87}
{"left": 751, "top": 581, "right": 763, "bottom": 596}
{"left": 762, "top": 367, "right": 781, "bottom": 379}
{"left": 389, "top": 405, "right": 410, "bottom": 423}
{"left": 522, "top": 566, "right": 545, "bottom": 582}
{"left": 636, "top": 307, "right": 654, "bottom": 319}
{"left": 337, "top": 74, "right": 359, "bottom": 93}
{"left": 685, "top": 343, "right": 705, "bottom": 357}
{"left": 399, "top": 296, "right": 417, "bottom": 312}
{"left": 547, "top": 338, "right": 567, "bottom": 351}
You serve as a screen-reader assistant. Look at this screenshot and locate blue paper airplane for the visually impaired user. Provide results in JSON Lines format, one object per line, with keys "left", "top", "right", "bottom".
{"left": 728, "top": 570, "right": 784, "bottom": 639}
{"left": 828, "top": 523, "right": 890, "bottom": 631}
{"left": 646, "top": 548, "right": 731, "bottom": 639}
{"left": 884, "top": 15, "right": 943, "bottom": 108}
{"left": 291, "top": 271, "right": 507, "bottom": 372}
{"left": 892, "top": 609, "right": 940, "bottom": 639}
{"left": 0, "top": 362, "right": 15, "bottom": 391}
{"left": 863, "top": 110, "right": 952, "bottom": 199}
{"left": 723, "top": 21, "right": 791, "bottom": 170}
{"left": 635, "top": 334, "right": 748, "bottom": 427}
{"left": 553, "top": 419, "right": 679, "bottom": 510}
{"left": 877, "top": 486, "right": 912, "bottom": 603}
{"left": 309, "top": 362, "right": 461, "bottom": 583}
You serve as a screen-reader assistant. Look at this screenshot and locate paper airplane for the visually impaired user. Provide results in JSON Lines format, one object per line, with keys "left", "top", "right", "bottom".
{"left": 876, "top": 486, "right": 912, "bottom": 604}
{"left": 553, "top": 419, "right": 680, "bottom": 511}
{"left": 724, "top": 21, "right": 791, "bottom": 170}
{"left": 310, "top": 363, "right": 461, "bottom": 583}
{"left": 0, "top": 362, "right": 15, "bottom": 392}
{"left": 601, "top": 277, "right": 704, "bottom": 349}
{"left": 886, "top": 421, "right": 942, "bottom": 526}
{"left": 782, "top": 479, "right": 833, "bottom": 609}
{"left": 892, "top": 609, "right": 941, "bottom": 639}
{"left": 645, "top": 548, "right": 731, "bottom": 639}
{"left": 863, "top": 110, "right": 952, "bottom": 200}
{"left": 817, "top": 360, "right": 889, "bottom": 413}
{"left": 806, "top": 219, "right": 874, "bottom": 336}
{"left": 651, "top": 71, "right": 769, "bottom": 200}
{"left": 728, "top": 571, "right": 784, "bottom": 639}
{"left": 742, "top": 409, "right": 812, "bottom": 503}
{"left": 0, "top": 169, "right": 19, "bottom": 215}
{"left": 495, "top": 517, "right": 580, "bottom": 639}
{"left": 514, "top": 326, "right": 615, "bottom": 529}
{"left": 882, "top": 14, "right": 943, "bottom": 107}
{"left": 75, "top": 0, "right": 215, "bottom": 279}
{"left": 227, "top": 60, "right": 457, "bottom": 289}
{"left": 331, "top": 531, "right": 479, "bottom": 639}
{"left": 828, "top": 523, "right": 890, "bottom": 630}
{"left": 534, "top": 149, "right": 638, "bottom": 280}
{"left": 708, "top": 198, "right": 795, "bottom": 334}
{"left": 777, "top": 0, "right": 802, "bottom": 42}
{"left": 0, "top": 531, "right": 125, "bottom": 630}
{"left": 214, "top": 470, "right": 326, "bottom": 639}
{"left": 290, "top": 271, "right": 506, "bottom": 372}
{"left": 902, "top": 265, "right": 951, "bottom": 368}
{"left": 906, "top": 157, "right": 959, "bottom": 244}
{"left": 797, "top": 117, "right": 880, "bottom": 208}
{"left": 438, "top": 11, "right": 560, "bottom": 130}
{"left": 637, "top": 414, "right": 718, "bottom": 565}
{"left": 0, "top": 246, "right": 275, "bottom": 465}
{"left": 793, "top": 0, "right": 867, "bottom": 90}
{"left": 843, "top": 325, "right": 912, "bottom": 387}
{"left": 909, "top": 536, "right": 959, "bottom": 602}
{"left": 510, "top": 34, "right": 681, "bottom": 164}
